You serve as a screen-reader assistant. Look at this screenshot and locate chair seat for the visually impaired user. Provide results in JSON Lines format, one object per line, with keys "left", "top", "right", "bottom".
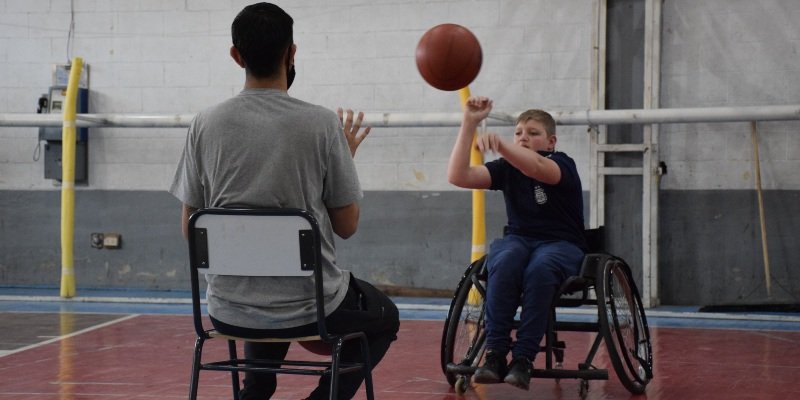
{"left": 208, "top": 329, "right": 322, "bottom": 343}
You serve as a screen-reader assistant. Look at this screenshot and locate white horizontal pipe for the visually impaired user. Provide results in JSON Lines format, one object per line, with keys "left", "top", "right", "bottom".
{"left": 551, "top": 104, "right": 800, "bottom": 125}
{"left": 0, "top": 113, "right": 197, "bottom": 128}
{"left": 1, "top": 104, "right": 799, "bottom": 128}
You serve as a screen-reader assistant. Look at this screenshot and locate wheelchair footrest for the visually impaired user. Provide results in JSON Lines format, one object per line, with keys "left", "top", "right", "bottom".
{"left": 446, "top": 362, "right": 477, "bottom": 375}
{"left": 531, "top": 367, "right": 608, "bottom": 381}
{"left": 447, "top": 362, "right": 608, "bottom": 381}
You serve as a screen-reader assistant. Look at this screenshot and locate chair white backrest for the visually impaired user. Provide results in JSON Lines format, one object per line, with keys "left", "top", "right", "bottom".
{"left": 190, "top": 209, "right": 317, "bottom": 277}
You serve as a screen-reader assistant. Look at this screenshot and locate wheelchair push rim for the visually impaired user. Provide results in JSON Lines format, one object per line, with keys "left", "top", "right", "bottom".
{"left": 596, "top": 257, "right": 654, "bottom": 395}
{"left": 440, "top": 257, "right": 487, "bottom": 388}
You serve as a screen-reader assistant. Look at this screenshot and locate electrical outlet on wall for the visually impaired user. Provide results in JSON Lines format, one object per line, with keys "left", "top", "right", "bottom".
{"left": 103, "top": 233, "right": 121, "bottom": 249}
{"left": 90, "top": 232, "right": 121, "bottom": 249}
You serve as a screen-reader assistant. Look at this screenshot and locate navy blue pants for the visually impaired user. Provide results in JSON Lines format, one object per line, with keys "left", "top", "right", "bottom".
{"left": 211, "top": 277, "right": 400, "bottom": 400}
{"left": 484, "top": 235, "right": 584, "bottom": 360}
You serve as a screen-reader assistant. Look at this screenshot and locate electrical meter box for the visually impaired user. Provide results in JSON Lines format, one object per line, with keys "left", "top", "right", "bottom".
{"left": 38, "top": 86, "right": 90, "bottom": 182}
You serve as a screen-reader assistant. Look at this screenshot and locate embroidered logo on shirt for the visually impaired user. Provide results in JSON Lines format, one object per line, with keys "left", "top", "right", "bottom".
{"left": 534, "top": 184, "right": 548, "bottom": 204}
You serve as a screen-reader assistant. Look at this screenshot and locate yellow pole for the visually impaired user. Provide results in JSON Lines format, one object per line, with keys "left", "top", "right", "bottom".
{"left": 458, "top": 87, "right": 486, "bottom": 263}
{"left": 459, "top": 87, "right": 486, "bottom": 308}
{"left": 60, "top": 57, "right": 83, "bottom": 298}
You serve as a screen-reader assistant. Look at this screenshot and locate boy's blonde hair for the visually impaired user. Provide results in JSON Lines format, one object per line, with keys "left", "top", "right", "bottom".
{"left": 516, "top": 109, "right": 556, "bottom": 136}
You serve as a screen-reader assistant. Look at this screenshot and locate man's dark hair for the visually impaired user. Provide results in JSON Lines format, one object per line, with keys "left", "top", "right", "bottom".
{"left": 231, "top": 3, "right": 293, "bottom": 79}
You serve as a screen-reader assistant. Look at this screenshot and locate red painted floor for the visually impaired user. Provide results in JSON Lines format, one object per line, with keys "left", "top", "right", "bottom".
{"left": 1, "top": 314, "right": 799, "bottom": 399}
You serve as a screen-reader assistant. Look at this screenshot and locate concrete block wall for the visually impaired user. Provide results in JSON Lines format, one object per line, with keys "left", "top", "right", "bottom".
{"left": 1, "top": 0, "right": 799, "bottom": 305}
{"left": 660, "top": 0, "right": 800, "bottom": 190}
{"left": 657, "top": 0, "right": 800, "bottom": 305}
{"left": 0, "top": 0, "right": 593, "bottom": 192}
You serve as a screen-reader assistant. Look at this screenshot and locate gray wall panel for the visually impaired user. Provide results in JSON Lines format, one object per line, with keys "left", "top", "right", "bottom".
{"left": 0, "top": 190, "right": 187, "bottom": 290}
{"left": 1, "top": 190, "right": 798, "bottom": 306}
{"left": 337, "top": 191, "right": 507, "bottom": 290}
{"left": 659, "top": 190, "right": 800, "bottom": 306}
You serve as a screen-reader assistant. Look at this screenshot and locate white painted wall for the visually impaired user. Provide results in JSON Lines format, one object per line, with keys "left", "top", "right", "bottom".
{"left": 660, "top": 0, "right": 800, "bottom": 190}
{"left": 0, "top": 0, "right": 798, "bottom": 192}
{"left": 0, "top": 0, "right": 593, "bottom": 191}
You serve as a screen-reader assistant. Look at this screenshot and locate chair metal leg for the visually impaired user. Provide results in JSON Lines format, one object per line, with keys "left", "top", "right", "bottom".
{"left": 360, "top": 336, "right": 375, "bottom": 400}
{"left": 328, "top": 339, "right": 343, "bottom": 400}
{"left": 227, "top": 340, "right": 240, "bottom": 400}
{"left": 189, "top": 336, "right": 205, "bottom": 400}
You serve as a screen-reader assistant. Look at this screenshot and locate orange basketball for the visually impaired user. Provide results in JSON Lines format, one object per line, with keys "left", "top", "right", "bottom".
{"left": 415, "top": 23, "right": 482, "bottom": 91}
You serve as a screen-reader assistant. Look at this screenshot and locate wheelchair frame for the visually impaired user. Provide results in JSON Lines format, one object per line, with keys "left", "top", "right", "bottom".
{"left": 440, "top": 233, "right": 653, "bottom": 397}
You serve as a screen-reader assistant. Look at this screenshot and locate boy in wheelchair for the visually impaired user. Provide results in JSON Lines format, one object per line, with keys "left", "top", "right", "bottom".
{"left": 447, "top": 96, "right": 587, "bottom": 390}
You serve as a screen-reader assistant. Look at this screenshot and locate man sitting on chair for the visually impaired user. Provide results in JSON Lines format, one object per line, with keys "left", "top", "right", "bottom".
{"left": 169, "top": 3, "right": 399, "bottom": 399}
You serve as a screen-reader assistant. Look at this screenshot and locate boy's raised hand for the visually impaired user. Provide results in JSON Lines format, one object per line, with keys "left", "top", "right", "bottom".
{"left": 464, "top": 96, "right": 493, "bottom": 123}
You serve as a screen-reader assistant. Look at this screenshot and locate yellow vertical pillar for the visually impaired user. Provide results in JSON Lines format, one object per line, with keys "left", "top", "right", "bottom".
{"left": 458, "top": 88, "right": 485, "bottom": 307}
{"left": 60, "top": 57, "right": 83, "bottom": 298}
{"left": 457, "top": 87, "right": 486, "bottom": 263}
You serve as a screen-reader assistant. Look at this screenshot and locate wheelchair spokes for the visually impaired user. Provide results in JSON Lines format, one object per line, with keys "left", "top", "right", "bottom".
{"left": 441, "top": 259, "right": 487, "bottom": 391}
{"left": 598, "top": 258, "right": 653, "bottom": 394}
{"left": 455, "top": 292, "right": 486, "bottom": 365}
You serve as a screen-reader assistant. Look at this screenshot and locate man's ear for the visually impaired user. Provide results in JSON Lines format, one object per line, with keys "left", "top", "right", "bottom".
{"left": 230, "top": 46, "right": 246, "bottom": 68}
{"left": 548, "top": 134, "right": 558, "bottom": 151}
{"left": 288, "top": 43, "right": 297, "bottom": 64}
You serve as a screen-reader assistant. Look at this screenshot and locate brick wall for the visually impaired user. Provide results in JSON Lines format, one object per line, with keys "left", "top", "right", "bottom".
{"left": 0, "top": 0, "right": 593, "bottom": 191}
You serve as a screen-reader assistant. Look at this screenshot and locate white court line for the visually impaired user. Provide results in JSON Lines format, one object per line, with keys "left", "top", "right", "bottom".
{"left": 0, "top": 313, "right": 140, "bottom": 358}
{"left": 0, "top": 392, "right": 189, "bottom": 399}
{"left": 0, "top": 295, "right": 194, "bottom": 304}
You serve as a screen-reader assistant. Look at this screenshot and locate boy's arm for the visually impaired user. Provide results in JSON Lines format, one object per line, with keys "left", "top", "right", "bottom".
{"left": 447, "top": 97, "right": 492, "bottom": 189}
{"left": 493, "top": 141, "right": 561, "bottom": 185}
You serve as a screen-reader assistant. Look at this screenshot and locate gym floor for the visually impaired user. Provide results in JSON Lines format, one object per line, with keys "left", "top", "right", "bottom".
{"left": 1, "top": 287, "right": 799, "bottom": 400}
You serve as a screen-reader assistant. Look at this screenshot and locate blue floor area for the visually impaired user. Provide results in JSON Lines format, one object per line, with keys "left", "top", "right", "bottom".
{"left": 2, "top": 286, "right": 800, "bottom": 331}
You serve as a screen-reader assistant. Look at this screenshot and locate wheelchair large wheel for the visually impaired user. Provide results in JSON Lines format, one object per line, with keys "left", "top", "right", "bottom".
{"left": 441, "top": 257, "right": 487, "bottom": 388}
{"left": 596, "top": 257, "right": 653, "bottom": 395}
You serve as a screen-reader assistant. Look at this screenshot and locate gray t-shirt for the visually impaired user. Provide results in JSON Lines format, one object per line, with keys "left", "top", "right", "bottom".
{"left": 170, "top": 88, "right": 362, "bottom": 329}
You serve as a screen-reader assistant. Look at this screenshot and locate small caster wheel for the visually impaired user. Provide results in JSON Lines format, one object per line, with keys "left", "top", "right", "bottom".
{"left": 455, "top": 375, "right": 468, "bottom": 396}
{"left": 579, "top": 379, "right": 589, "bottom": 399}
{"left": 555, "top": 362, "right": 563, "bottom": 383}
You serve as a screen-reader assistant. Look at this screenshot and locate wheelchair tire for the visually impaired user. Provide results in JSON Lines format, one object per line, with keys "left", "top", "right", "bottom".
{"left": 596, "top": 257, "right": 654, "bottom": 395}
{"left": 440, "top": 256, "right": 488, "bottom": 388}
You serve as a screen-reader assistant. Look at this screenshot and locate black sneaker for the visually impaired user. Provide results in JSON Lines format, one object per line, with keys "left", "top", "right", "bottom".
{"left": 473, "top": 349, "right": 507, "bottom": 384}
{"left": 504, "top": 356, "right": 533, "bottom": 390}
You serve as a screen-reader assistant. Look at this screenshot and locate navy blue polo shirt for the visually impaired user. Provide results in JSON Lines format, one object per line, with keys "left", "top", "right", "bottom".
{"left": 486, "top": 151, "right": 587, "bottom": 251}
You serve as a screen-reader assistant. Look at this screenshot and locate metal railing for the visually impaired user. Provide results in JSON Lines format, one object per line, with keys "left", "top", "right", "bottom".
{"left": 2, "top": 104, "right": 799, "bottom": 128}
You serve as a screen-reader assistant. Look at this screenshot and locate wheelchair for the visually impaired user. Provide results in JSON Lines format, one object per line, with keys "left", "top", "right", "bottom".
{"left": 440, "top": 228, "right": 653, "bottom": 398}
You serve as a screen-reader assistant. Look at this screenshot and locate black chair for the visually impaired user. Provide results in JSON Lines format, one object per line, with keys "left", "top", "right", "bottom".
{"left": 187, "top": 208, "right": 374, "bottom": 400}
